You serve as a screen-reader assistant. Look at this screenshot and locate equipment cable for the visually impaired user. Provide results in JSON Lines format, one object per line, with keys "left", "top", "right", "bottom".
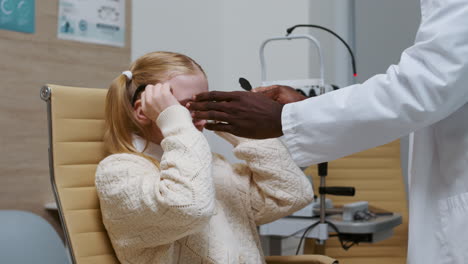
{"left": 286, "top": 24, "right": 358, "bottom": 78}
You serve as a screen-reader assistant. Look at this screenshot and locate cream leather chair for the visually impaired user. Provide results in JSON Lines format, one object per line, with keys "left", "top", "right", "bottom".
{"left": 304, "top": 141, "right": 408, "bottom": 264}
{"left": 41, "top": 84, "right": 116, "bottom": 264}
{"left": 41, "top": 84, "right": 337, "bottom": 264}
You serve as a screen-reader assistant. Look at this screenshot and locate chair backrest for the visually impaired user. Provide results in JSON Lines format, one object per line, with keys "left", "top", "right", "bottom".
{"left": 0, "top": 210, "right": 70, "bottom": 264}
{"left": 41, "top": 84, "right": 119, "bottom": 264}
{"left": 305, "top": 140, "right": 408, "bottom": 263}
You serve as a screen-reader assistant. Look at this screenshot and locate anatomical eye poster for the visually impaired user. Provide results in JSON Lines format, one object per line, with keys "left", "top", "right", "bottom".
{"left": 0, "top": 0, "right": 35, "bottom": 33}
{"left": 58, "top": 0, "right": 125, "bottom": 47}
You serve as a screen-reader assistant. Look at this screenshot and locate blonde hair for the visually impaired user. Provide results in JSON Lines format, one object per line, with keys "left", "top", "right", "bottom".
{"left": 104, "top": 51, "right": 205, "bottom": 164}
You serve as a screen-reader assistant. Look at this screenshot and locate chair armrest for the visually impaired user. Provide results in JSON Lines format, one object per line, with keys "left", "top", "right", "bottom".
{"left": 265, "top": 255, "right": 338, "bottom": 264}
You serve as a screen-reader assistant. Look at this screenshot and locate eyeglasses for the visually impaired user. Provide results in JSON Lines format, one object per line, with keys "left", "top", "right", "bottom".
{"left": 131, "top": 85, "right": 192, "bottom": 108}
{"left": 131, "top": 84, "right": 147, "bottom": 106}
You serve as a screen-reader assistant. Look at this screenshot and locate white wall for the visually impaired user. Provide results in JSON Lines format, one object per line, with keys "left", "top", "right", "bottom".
{"left": 132, "top": 0, "right": 358, "bottom": 162}
{"left": 355, "top": 0, "right": 420, "bottom": 82}
{"left": 132, "top": 0, "right": 313, "bottom": 161}
{"left": 354, "top": 0, "right": 421, "bottom": 194}
{"left": 309, "top": 0, "right": 356, "bottom": 88}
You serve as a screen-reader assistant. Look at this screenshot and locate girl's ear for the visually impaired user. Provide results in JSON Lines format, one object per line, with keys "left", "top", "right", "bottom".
{"left": 133, "top": 100, "right": 151, "bottom": 125}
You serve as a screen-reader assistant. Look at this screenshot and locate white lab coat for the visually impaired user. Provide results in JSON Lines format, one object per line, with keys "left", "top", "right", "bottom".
{"left": 281, "top": 0, "right": 468, "bottom": 263}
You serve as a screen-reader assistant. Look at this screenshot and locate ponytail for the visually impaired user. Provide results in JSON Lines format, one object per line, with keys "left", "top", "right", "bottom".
{"left": 103, "top": 51, "right": 206, "bottom": 167}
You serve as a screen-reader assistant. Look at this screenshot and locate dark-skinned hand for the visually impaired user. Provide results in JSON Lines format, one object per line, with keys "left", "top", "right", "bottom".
{"left": 252, "top": 85, "right": 308, "bottom": 104}
{"left": 187, "top": 91, "right": 284, "bottom": 139}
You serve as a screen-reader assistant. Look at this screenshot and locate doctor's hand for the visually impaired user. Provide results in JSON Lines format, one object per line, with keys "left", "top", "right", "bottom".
{"left": 141, "top": 83, "right": 179, "bottom": 121}
{"left": 253, "top": 85, "right": 308, "bottom": 104}
{"left": 187, "top": 91, "right": 283, "bottom": 139}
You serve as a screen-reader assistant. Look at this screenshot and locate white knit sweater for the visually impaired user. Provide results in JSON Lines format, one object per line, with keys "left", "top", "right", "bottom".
{"left": 96, "top": 105, "right": 314, "bottom": 264}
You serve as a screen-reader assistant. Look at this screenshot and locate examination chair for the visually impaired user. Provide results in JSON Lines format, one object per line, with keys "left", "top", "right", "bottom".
{"left": 41, "top": 84, "right": 338, "bottom": 264}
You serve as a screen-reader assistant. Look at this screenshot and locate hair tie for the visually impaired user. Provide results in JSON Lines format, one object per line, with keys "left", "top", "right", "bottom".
{"left": 122, "top": 71, "right": 133, "bottom": 80}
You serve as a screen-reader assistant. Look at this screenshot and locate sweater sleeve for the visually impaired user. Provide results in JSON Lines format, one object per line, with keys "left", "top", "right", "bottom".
{"left": 217, "top": 132, "right": 314, "bottom": 226}
{"left": 96, "top": 105, "right": 214, "bottom": 248}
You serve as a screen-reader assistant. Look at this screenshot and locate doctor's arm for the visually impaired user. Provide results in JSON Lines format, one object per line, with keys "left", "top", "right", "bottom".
{"left": 277, "top": 4, "right": 468, "bottom": 166}
{"left": 190, "top": 3, "right": 468, "bottom": 166}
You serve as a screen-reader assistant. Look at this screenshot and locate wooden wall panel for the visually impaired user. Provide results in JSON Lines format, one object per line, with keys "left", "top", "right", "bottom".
{"left": 0, "top": 0, "right": 131, "bottom": 237}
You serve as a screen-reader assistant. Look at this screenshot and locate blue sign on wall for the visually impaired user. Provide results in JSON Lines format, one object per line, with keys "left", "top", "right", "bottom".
{"left": 0, "top": 0, "right": 35, "bottom": 33}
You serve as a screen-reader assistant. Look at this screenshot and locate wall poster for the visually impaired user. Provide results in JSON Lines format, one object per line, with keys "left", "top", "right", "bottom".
{"left": 0, "top": 0, "right": 35, "bottom": 33}
{"left": 58, "top": 0, "right": 125, "bottom": 47}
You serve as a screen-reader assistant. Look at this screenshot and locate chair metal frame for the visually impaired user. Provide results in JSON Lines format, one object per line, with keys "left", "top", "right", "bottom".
{"left": 41, "top": 85, "right": 76, "bottom": 263}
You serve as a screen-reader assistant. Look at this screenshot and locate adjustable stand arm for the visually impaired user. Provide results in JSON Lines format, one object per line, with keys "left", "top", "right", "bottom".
{"left": 316, "top": 162, "right": 355, "bottom": 245}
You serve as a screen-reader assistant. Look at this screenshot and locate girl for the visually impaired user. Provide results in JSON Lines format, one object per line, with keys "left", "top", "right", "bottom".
{"left": 96, "top": 51, "right": 314, "bottom": 264}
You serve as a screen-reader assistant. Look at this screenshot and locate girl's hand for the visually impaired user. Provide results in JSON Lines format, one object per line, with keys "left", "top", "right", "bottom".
{"left": 141, "top": 83, "right": 180, "bottom": 121}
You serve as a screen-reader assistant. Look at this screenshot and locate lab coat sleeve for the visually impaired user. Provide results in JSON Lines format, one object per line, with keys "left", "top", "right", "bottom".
{"left": 282, "top": 2, "right": 468, "bottom": 167}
